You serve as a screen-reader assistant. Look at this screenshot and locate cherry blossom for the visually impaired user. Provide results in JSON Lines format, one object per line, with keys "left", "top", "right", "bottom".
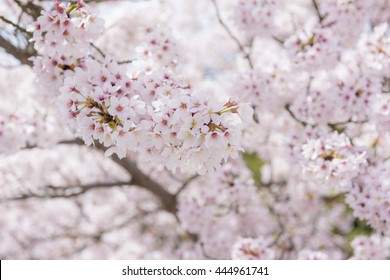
{"left": 233, "top": 0, "right": 280, "bottom": 38}
{"left": 0, "top": 0, "right": 390, "bottom": 260}
{"left": 298, "top": 132, "right": 367, "bottom": 191}
{"left": 351, "top": 235, "right": 390, "bottom": 260}
{"left": 231, "top": 237, "right": 276, "bottom": 260}
{"left": 284, "top": 27, "right": 339, "bottom": 70}
{"left": 31, "top": 0, "right": 103, "bottom": 59}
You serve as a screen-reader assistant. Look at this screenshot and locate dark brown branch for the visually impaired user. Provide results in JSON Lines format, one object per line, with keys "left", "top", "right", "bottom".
{"left": 107, "top": 152, "right": 177, "bottom": 213}
{"left": 0, "top": 34, "right": 35, "bottom": 66}
{"left": 0, "top": 2, "right": 40, "bottom": 66}
{"left": 22, "top": 138, "right": 178, "bottom": 214}
{"left": 92, "top": 142, "right": 176, "bottom": 213}
{"left": 13, "top": 0, "right": 43, "bottom": 20}
{"left": 0, "top": 2, "right": 39, "bottom": 66}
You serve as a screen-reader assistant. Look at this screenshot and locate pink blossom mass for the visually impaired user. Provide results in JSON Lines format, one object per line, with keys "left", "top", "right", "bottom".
{"left": 0, "top": 0, "right": 389, "bottom": 260}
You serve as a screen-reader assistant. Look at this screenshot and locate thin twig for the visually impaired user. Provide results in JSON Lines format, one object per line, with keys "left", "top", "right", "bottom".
{"left": 0, "top": 15, "right": 32, "bottom": 35}
{"left": 90, "top": 42, "right": 106, "bottom": 59}
{"left": 211, "top": 0, "right": 253, "bottom": 69}
{"left": 265, "top": 201, "right": 295, "bottom": 257}
{"left": 118, "top": 59, "right": 133, "bottom": 65}
{"left": 284, "top": 104, "right": 308, "bottom": 127}
{"left": 327, "top": 119, "right": 368, "bottom": 133}
{"left": 4, "top": 181, "right": 131, "bottom": 201}
{"left": 272, "top": 35, "right": 284, "bottom": 45}
{"left": 175, "top": 174, "right": 199, "bottom": 197}
{"left": 24, "top": 138, "right": 84, "bottom": 149}
{"left": 312, "top": 0, "right": 325, "bottom": 24}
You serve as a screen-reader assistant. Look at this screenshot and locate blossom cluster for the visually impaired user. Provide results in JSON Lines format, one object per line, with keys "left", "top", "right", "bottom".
{"left": 59, "top": 57, "right": 252, "bottom": 174}
{"left": 351, "top": 235, "right": 390, "bottom": 260}
{"left": 0, "top": 67, "right": 70, "bottom": 154}
{"left": 297, "top": 132, "right": 367, "bottom": 191}
{"left": 31, "top": 1, "right": 103, "bottom": 101}
{"left": 359, "top": 23, "right": 390, "bottom": 74}
{"left": 284, "top": 28, "right": 339, "bottom": 70}
{"left": 31, "top": 1, "right": 103, "bottom": 58}
{"left": 234, "top": 0, "right": 280, "bottom": 37}
{"left": 347, "top": 160, "right": 390, "bottom": 236}
{"left": 234, "top": 65, "right": 290, "bottom": 113}
{"left": 320, "top": 0, "right": 373, "bottom": 45}
{"left": 28, "top": 1, "right": 254, "bottom": 175}
{"left": 177, "top": 160, "right": 272, "bottom": 259}
{"left": 136, "top": 26, "right": 182, "bottom": 68}
{"left": 231, "top": 237, "right": 275, "bottom": 260}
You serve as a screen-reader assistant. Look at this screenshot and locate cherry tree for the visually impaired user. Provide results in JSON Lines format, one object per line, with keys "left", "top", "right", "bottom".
{"left": 0, "top": 0, "right": 390, "bottom": 260}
